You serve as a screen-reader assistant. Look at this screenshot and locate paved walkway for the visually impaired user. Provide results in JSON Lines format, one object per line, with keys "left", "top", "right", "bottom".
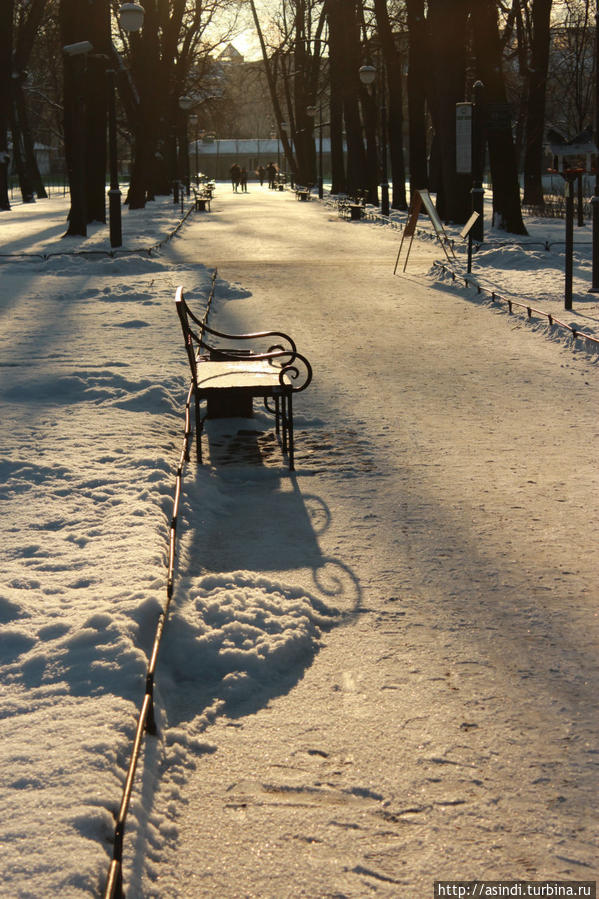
{"left": 150, "top": 185, "right": 598, "bottom": 898}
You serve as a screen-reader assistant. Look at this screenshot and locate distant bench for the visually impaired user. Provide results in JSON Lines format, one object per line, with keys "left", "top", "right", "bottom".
{"left": 175, "top": 287, "right": 312, "bottom": 470}
{"left": 338, "top": 192, "right": 366, "bottom": 220}
{"left": 192, "top": 187, "right": 211, "bottom": 212}
{"left": 295, "top": 185, "right": 312, "bottom": 201}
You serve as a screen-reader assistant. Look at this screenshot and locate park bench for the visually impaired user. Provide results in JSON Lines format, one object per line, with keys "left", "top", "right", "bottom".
{"left": 295, "top": 185, "right": 312, "bottom": 201}
{"left": 175, "top": 286, "right": 312, "bottom": 470}
{"left": 338, "top": 192, "right": 367, "bottom": 221}
{"left": 192, "top": 187, "right": 211, "bottom": 212}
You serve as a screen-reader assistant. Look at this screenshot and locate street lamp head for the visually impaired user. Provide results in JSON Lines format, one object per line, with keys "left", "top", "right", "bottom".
{"left": 179, "top": 96, "right": 194, "bottom": 111}
{"left": 359, "top": 64, "right": 376, "bottom": 86}
{"left": 119, "top": 3, "right": 144, "bottom": 33}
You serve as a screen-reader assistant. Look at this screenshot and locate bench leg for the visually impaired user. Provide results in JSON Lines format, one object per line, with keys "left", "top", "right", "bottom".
{"left": 274, "top": 395, "right": 280, "bottom": 437}
{"left": 195, "top": 394, "right": 202, "bottom": 464}
{"left": 281, "top": 395, "right": 288, "bottom": 455}
{"left": 287, "top": 392, "right": 294, "bottom": 471}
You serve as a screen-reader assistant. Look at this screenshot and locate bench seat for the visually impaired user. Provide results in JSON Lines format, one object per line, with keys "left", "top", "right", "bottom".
{"left": 197, "top": 360, "right": 292, "bottom": 391}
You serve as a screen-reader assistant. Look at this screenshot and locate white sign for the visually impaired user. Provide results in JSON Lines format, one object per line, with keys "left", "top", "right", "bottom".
{"left": 456, "top": 103, "right": 472, "bottom": 174}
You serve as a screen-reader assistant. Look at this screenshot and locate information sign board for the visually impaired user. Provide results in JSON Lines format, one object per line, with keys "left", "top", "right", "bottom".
{"left": 456, "top": 103, "right": 472, "bottom": 174}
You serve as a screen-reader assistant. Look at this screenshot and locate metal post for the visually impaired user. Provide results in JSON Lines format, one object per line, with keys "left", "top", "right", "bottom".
{"left": 471, "top": 80, "right": 485, "bottom": 242}
{"left": 318, "top": 105, "right": 323, "bottom": 199}
{"left": 380, "top": 92, "right": 390, "bottom": 217}
{"left": 182, "top": 113, "right": 190, "bottom": 197}
{"left": 591, "top": 0, "right": 599, "bottom": 291}
{"left": 107, "top": 69, "right": 122, "bottom": 249}
{"left": 577, "top": 173, "right": 584, "bottom": 227}
{"left": 565, "top": 174, "right": 574, "bottom": 310}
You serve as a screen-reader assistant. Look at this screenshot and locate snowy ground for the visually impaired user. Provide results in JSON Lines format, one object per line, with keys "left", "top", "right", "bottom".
{"left": 1, "top": 185, "right": 598, "bottom": 898}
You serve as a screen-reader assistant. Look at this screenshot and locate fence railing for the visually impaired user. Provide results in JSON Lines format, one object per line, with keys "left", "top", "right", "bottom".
{"left": 432, "top": 260, "right": 599, "bottom": 352}
{"left": 103, "top": 269, "right": 217, "bottom": 898}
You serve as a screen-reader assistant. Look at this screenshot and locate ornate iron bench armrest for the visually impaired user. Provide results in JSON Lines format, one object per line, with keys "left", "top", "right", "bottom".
{"left": 176, "top": 287, "right": 312, "bottom": 392}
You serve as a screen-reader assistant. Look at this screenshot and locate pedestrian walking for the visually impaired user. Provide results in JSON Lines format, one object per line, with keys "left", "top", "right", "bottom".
{"left": 230, "top": 163, "right": 241, "bottom": 192}
{"left": 240, "top": 168, "right": 248, "bottom": 192}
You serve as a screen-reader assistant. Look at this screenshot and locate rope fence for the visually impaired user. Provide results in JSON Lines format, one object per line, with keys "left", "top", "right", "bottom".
{"left": 432, "top": 259, "right": 599, "bottom": 352}
{"left": 331, "top": 196, "right": 599, "bottom": 355}
{"left": 0, "top": 195, "right": 197, "bottom": 264}
{"left": 103, "top": 269, "right": 218, "bottom": 899}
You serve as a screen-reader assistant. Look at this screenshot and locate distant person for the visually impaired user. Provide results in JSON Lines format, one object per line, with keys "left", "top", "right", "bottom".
{"left": 267, "top": 162, "right": 277, "bottom": 189}
{"left": 230, "top": 163, "right": 241, "bottom": 192}
{"left": 239, "top": 167, "right": 248, "bottom": 192}
{"left": 257, "top": 165, "right": 265, "bottom": 186}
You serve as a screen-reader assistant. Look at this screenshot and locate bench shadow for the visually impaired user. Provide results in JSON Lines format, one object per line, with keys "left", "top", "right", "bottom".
{"left": 159, "top": 423, "right": 361, "bottom": 731}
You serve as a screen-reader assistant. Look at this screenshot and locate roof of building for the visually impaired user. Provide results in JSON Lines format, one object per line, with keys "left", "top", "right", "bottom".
{"left": 192, "top": 138, "right": 334, "bottom": 154}
{"left": 217, "top": 43, "right": 244, "bottom": 64}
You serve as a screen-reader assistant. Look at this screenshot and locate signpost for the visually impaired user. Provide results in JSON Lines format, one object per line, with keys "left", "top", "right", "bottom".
{"left": 548, "top": 137, "right": 598, "bottom": 309}
{"left": 460, "top": 211, "right": 480, "bottom": 274}
{"left": 456, "top": 103, "right": 472, "bottom": 175}
{"left": 394, "top": 190, "right": 456, "bottom": 274}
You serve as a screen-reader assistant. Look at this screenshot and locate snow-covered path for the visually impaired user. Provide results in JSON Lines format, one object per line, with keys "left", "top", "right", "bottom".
{"left": 144, "top": 187, "right": 599, "bottom": 897}
{"left": 1, "top": 186, "right": 597, "bottom": 897}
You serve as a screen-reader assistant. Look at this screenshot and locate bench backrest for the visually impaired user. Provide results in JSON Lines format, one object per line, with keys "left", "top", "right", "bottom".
{"left": 175, "top": 285, "right": 313, "bottom": 394}
{"left": 175, "top": 286, "right": 201, "bottom": 387}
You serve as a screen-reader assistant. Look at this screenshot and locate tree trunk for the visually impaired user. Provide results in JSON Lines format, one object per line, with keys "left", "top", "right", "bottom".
{"left": 339, "top": 1, "right": 368, "bottom": 195}
{"left": 15, "top": 81, "right": 48, "bottom": 199}
{"left": 60, "top": 0, "right": 89, "bottom": 235}
{"left": 405, "top": 0, "right": 428, "bottom": 197}
{"left": 0, "top": 0, "right": 13, "bottom": 209}
{"left": 13, "top": 0, "right": 49, "bottom": 201}
{"left": 373, "top": 0, "right": 407, "bottom": 210}
{"left": 292, "top": 1, "right": 314, "bottom": 186}
{"left": 126, "top": 0, "right": 167, "bottom": 206}
{"left": 360, "top": 81, "right": 379, "bottom": 204}
{"left": 523, "top": 0, "right": 552, "bottom": 207}
{"left": 9, "top": 79, "right": 36, "bottom": 203}
{"left": 427, "top": 0, "right": 471, "bottom": 223}
{"left": 86, "top": 52, "right": 108, "bottom": 222}
{"left": 469, "top": 0, "right": 527, "bottom": 234}
{"left": 324, "top": 0, "right": 347, "bottom": 193}
{"left": 249, "top": 0, "right": 298, "bottom": 176}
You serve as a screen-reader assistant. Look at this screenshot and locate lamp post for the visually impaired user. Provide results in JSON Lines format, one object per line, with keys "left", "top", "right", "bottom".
{"left": 307, "top": 104, "right": 324, "bottom": 199}
{"left": 189, "top": 113, "right": 199, "bottom": 187}
{"left": 109, "top": 3, "right": 144, "bottom": 247}
{"left": 359, "top": 62, "right": 389, "bottom": 217}
{"left": 471, "top": 80, "right": 485, "bottom": 243}
{"left": 178, "top": 96, "right": 194, "bottom": 197}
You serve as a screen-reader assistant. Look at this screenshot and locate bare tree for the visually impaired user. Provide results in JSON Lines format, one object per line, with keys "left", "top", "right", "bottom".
{"left": 373, "top": 0, "right": 408, "bottom": 209}
{"left": 470, "top": 0, "right": 527, "bottom": 233}
{"left": 547, "top": 0, "right": 595, "bottom": 137}
{"left": 405, "top": 0, "right": 428, "bottom": 196}
{"left": 523, "top": 0, "right": 553, "bottom": 206}
{"left": 426, "top": 0, "right": 471, "bottom": 223}
{"left": 126, "top": 0, "right": 242, "bottom": 207}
